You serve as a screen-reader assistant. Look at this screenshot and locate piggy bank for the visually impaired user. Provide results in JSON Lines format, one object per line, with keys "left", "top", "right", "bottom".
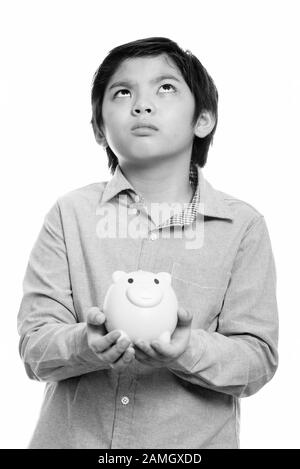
{"left": 103, "top": 270, "right": 178, "bottom": 344}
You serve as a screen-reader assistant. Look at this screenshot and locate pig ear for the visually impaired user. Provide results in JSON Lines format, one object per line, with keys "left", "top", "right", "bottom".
{"left": 156, "top": 272, "right": 171, "bottom": 285}
{"left": 112, "top": 271, "right": 126, "bottom": 283}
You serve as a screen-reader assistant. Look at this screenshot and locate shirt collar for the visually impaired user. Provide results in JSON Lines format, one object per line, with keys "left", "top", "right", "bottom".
{"left": 196, "top": 166, "right": 233, "bottom": 220}
{"left": 100, "top": 163, "right": 233, "bottom": 221}
{"left": 101, "top": 165, "right": 134, "bottom": 203}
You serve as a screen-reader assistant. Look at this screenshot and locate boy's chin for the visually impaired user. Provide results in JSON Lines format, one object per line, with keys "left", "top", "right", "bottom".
{"left": 122, "top": 150, "right": 175, "bottom": 164}
{"left": 120, "top": 154, "right": 167, "bottom": 167}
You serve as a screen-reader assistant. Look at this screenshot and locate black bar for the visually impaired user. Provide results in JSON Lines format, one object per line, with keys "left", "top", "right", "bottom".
{"left": 0, "top": 448, "right": 294, "bottom": 466}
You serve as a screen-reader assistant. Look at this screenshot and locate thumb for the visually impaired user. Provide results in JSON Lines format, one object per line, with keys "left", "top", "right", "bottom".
{"left": 86, "top": 307, "right": 106, "bottom": 326}
{"left": 177, "top": 307, "right": 193, "bottom": 326}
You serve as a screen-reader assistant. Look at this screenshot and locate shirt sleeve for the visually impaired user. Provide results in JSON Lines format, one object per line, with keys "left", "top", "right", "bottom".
{"left": 167, "top": 215, "right": 279, "bottom": 398}
{"left": 17, "top": 201, "right": 110, "bottom": 382}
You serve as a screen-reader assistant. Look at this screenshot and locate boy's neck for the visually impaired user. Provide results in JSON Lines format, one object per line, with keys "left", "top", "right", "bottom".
{"left": 119, "top": 157, "right": 194, "bottom": 206}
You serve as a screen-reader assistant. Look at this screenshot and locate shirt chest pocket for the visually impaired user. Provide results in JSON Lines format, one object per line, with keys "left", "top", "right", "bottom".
{"left": 171, "top": 261, "right": 230, "bottom": 328}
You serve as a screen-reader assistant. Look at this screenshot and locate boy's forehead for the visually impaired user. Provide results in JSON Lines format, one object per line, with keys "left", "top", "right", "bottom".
{"left": 108, "top": 54, "right": 183, "bottom": 83}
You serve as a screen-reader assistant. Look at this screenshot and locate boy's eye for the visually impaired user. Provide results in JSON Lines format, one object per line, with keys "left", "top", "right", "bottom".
{"left": 114, "top": 89, "right": 131, "bottom": 98}
{"left": 161, "top": 83, "right": 175, "bottom": 93}
{"left": 113, "top": 83, "right": 176, "bottom": 98}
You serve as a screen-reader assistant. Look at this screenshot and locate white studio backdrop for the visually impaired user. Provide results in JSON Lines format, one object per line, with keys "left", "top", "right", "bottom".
{"left": 0, "top": 0, "right": 299, "bottom": 449}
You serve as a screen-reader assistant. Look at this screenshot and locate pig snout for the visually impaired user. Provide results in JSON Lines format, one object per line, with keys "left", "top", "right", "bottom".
{"left": 126, "top": 285, "right": 163, "bottom": 308}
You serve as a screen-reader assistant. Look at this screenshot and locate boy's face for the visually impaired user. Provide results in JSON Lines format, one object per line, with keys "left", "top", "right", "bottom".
{"left": 100, "top": 54, "right": 197, "bottom": 167}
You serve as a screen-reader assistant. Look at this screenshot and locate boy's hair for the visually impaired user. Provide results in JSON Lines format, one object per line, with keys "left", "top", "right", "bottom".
{"left": 91, "top": 37, "right": 218, "bottom": 174}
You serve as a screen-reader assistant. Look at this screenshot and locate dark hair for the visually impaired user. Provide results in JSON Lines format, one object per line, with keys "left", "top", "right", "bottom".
{"left": 91, "top": 37, "right": 218, "bottom": 174}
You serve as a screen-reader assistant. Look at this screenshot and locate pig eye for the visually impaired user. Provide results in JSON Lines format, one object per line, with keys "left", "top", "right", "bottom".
{"left": 128, "top": 278, "right": 134, "bottom": 283}
{"left": 154, "top": 278, "right": 159, "bottom": 284}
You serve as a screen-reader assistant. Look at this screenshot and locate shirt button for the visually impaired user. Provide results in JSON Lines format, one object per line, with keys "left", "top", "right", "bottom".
{"left": 121, "top": 396, "right": 130, "bottom": 405}
{"left": 150, "top": 233, "right": 158, "bottom": 240}
{"left": 134, "top": 195, "right": 141, "bottom": 203}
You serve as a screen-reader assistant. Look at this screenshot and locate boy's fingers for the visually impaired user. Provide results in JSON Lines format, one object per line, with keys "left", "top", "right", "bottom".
{"left": 86, "top": 307, "right": 106, "bottom": 326}
{"left": 99, "top": 334, "right": 130, "bottom": 356}
{"left": 103, "top": 330, "right": 123, "bottom": 348}
{"left": 151, "top": 340, "right": 174, "bottom": 357}
{"left": 101, "top": 336, "right": 131, "bottom": 364}
{"left": 135, "top": 341, "right": 157, "bottom": 358}
{"left": 123, "top": 346, "right": 135, "bottom": 362}
{"left": 89, "top": 329, "right": 120, "bottom": 354}
{"left": 110, "top": 346, "right": 135, "bottom": 370}
{"left": 116, "top": 330, "right": 131, "bottom": 343}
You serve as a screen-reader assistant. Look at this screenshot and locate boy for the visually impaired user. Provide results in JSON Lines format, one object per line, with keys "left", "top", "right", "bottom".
{"left": 17, "top": 37, "right": 279, "bottom": 449}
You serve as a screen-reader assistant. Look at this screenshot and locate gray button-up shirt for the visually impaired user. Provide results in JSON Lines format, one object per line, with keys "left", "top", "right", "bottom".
{"left": 17, "top": 164, "right": 279, "bottom": 449}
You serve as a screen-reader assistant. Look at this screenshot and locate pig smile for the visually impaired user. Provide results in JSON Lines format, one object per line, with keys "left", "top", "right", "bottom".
{"left": 126, "top": 287, "right": 163, "bottom": 308}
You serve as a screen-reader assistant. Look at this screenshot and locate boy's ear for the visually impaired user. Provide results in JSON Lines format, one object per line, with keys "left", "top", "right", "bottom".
{"left": 194, "top": 111, "right": 216, "bottom": 138}
{"left": 92, "top": 122, "right": 108, "bottom": 148}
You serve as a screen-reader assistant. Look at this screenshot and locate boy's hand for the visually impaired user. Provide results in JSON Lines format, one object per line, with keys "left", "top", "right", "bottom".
{"left": 86, "top": 307, "right": 135, "bottom": 371}
{"left": 134, "top": 307, "right": 193, "bottom": 368}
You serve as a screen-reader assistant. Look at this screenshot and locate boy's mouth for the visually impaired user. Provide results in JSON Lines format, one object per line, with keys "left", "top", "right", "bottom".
{"left": 131, "top": 127, "right": 158, "bottom": 136}
{"left": 131, "top": 123, "right": 158, "bottom": 131}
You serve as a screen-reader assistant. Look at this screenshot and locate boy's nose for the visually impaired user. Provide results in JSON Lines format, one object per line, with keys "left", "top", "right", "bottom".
{"left": 132, "top": 101, "right": 154, "bottom": 115}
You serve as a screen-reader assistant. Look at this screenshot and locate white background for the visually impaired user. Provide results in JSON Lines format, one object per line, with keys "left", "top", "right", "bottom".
{"left": 0, "top": 0, "right": 299, "bottom": 449}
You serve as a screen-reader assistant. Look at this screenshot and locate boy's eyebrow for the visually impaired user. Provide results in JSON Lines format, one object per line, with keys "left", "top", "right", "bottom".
{"left": 108, "top": 74, "right": 182, "bottom": 91}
